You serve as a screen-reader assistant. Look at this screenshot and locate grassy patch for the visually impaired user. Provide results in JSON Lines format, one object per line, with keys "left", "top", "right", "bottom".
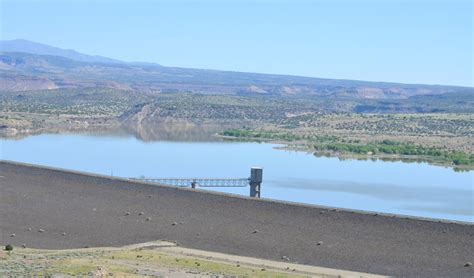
{"left": 0, "top": 247, "right": 306, "bottom": 277}
{"left": 222, "top": 128, "right": 474, "bottom": 169}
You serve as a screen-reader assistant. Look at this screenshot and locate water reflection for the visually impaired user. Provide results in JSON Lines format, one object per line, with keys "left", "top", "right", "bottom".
{"left": 120, "top": 121, "right": 246, "bottom": 142}
{"left": 270, "top": 178, "right": 473, "bottom": 217}
{"left": 314, "top": 153, "right": 470, "bottom": 172}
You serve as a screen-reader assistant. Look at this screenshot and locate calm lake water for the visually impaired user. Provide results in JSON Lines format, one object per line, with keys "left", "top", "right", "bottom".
{"left": 1, "top": 133, "right": 472, "bottom": 223}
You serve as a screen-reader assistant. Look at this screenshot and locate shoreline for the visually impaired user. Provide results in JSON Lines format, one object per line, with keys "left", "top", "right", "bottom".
{"left": 1, "top": 160, "right": 473, "bottom": 277}
{"left": 3, "top": 128, "right": 473, "bottom": 171}
{"left": 2, "top": 110, "right": 472, "bottom": 170}
{"left": 218, "top": 134, "right": 474, "bottom": 171}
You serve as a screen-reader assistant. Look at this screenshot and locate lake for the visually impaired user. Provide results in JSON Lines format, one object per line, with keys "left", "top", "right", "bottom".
{"left": 1, "top": 133, "right": 472, "bottom": 223}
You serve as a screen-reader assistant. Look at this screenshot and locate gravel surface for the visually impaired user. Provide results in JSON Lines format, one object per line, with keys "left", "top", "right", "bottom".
{"left": 0, "top": 161, "right": 473, "bottom": 277}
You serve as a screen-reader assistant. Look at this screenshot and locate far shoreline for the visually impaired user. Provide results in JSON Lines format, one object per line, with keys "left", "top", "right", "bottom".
{"left": 218, "top": 134, "right": 474, "bottom": 171}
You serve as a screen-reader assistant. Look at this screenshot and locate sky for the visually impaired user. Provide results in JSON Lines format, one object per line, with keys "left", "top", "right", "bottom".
{"left": 0, "top": 0, "right": 472, "bottom": 86}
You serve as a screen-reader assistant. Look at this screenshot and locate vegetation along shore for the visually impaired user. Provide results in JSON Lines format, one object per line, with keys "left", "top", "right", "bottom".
{"left": 1, "top": 88, "right": 473, "bottom": 170}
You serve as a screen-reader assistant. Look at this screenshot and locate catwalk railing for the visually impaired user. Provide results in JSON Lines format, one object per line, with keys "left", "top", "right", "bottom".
{"left": 130, "top": 167, "right": 263, "bottom": 198}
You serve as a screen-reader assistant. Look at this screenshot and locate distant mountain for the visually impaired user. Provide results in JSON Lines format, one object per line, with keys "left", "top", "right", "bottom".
{"left": 0, "top": 39, "right": 123, "bottom": 64}
{"left": 0, "top": 40, "right": 471, "bottom": 98}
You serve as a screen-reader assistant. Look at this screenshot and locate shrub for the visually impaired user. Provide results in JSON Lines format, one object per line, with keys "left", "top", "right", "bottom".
{"left": 5, "top": 244, "right": 13, "bottom": 251}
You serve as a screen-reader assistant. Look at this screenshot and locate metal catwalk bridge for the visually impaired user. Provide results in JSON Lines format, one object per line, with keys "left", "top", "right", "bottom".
{"left": 131, "top": 167, "right": 263, "bottom": 197}
{"left": 131, "top": 177, "right": 250, "bottom": 187}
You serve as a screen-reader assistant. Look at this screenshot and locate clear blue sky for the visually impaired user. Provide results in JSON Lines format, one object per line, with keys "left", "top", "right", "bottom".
{"left": 0, "top": 0, "right": 472, "bottom": 86}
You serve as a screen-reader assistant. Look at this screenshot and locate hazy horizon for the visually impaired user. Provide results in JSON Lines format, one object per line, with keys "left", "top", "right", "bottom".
{"left": 1, "top": 0, "right": 472, "bottom": 86}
